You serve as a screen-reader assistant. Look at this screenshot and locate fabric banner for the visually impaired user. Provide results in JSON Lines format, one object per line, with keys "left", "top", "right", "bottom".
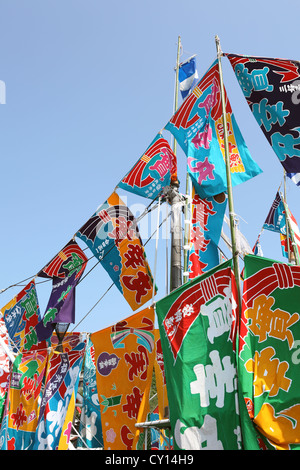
{"left": 36, "top": 239, "right": 88, "bottom": 341}
{"left": 165, "top": 60, "right": 262, "bottom": 198}
{"left": 1, "top": 349, "right": 48, "bottom": 450}
{"left": 188, "top": 187, "right": 227, "bottom": 279}
{"left": 34, "top": 338, "right": 86, "bottom": 450}
{"left": 76, "top": 192, "right": 156, "bottom": 311}
{"left": 91, "top": 307, "right": 155, "bottom": 450}
{"left": 239, "top": 255, "right": 300, "bottom": 449}
{"left": 1, "top": 280, "right": 46, "bottom": 353}
{"left": 77, "top": 337, "right": 103, "bottom": 449}
{"left": 118, "top": 133, "right": 177, "bottom": 199}
{"left": 226, "top": 54, "right": 300, "bottom": 186}
{"left": 0, "top": 318, "right": 10, "bottom": 424}
{"left": 155, "top": 259, "right": 241, "bottom": 450}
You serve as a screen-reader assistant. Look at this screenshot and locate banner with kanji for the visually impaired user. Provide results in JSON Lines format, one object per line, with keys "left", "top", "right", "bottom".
{"left": 2, "top": 349, "right": 48, "bottom": 450}
{"left": 36, "top": 239, "right": 88, "bottom": 341}
{"left": 239, "top": 254, "right": 300, "bottom": 449}
{"left": 76, "top": 192, "right": 156, "bottom": 310}
{"left": 155, "top": 259, "right": 241, "bottom": 450}
{"left": 1, "top": 280, "right": 46, "bottom": 353}
{"left": 165, "top": 60, "right": 262, "bottom": 198}
{"left": 91, "top": 307, "right": 155, "bottom": 450}
{"left": 188, "top": 187, "right": 227, "bottom": 279}
{"left": 226, "top": 54, "right": 300, "bottom": 187}
{"left": 33, "top": 338, "right": 86, "bottom": 450}
{"left": 0, "top": 318, "right": 10, "bottom": 424}
{"left": 118, "top": 133, "right": 177, "bottom": 199}
{"left": 78, "top": 336, "right": 103, "bottom": 449}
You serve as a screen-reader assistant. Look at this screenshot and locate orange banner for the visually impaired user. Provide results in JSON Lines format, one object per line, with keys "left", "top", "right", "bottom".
{"left": 91, "top": 307, "right": 155, "bottom": 450}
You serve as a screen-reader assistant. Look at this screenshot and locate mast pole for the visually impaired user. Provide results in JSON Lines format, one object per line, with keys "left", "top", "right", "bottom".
{"left": 283, "top": 170, "right": 292, "bottom": 263}
{"left": 215, "top": 35, "right": 241, "bottom": 306}
{"left": 169, "top": 36, "right": 183, "bottom": 292}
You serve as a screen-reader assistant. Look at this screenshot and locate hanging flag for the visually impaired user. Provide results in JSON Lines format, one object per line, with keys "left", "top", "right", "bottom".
{"left": 226, "top": 54, "right": 300, "bottom": 185}
{"left": 76, "top": 192, "right": 156, "bottom": 310}
{"left": 0, "top": 318, "right": 10, "bottom": 424}
{"left": 36, "top": 239, "right": 88, "bottom": 341}
{"left": 118, "top": 133, "right": 177, "bottom": 199}
{"left": 239, "top": 254, "right": 300, "bottom": 449}
{"left": 78, "top": 337, "right": 103, "bottom": 449}
{"left": 155, "top": 259, "right": 241, "bottom": 450}
{"left": 1, "top": 280, "right": 45, "bottom": 353}
{"left": 3, "top": 349, "right": 48, "bottom": 450}
{"left": 165, "top": 59, "right": 262, "bottom": 198}
{"left": 34, "top": 338, "right": 86, "bottom": 450}
{"left": 188, "top": 187, "right": 227, "bottom": 279}
{"left": 178, "top": 55, "right": 199, "bottom": 99}
{"left": 91, "top": 307, "right": 155, "bottom": 450}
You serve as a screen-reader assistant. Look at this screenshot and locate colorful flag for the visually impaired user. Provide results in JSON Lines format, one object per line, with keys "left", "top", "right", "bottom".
{"left": 3, "top": 349, "right": 48, "bottom": 450}
{"left": 0, "top": 318, "right": 10, "bottom": 424}
{"left": 226, "top": 54, "right": 300, "bottom": 185}
{"left": 1, "top": 280, "right": 45, "bottom": 353}
{"left": 34, "top": 338, "right": 86, "bottom": 450}
{"left": 91, "top": 307, "right": 155, "bottom": 450}
{"left": 165, "top": 59, "right": 262, "bottom": 198}
{"left": 155, "top": 259, "right": 241, "bottom": 450}
{"left": 239, "top": 254, "right": 300, "bottom": 449}
{"left": 188, "top": 187, "right": 227, "bottom": 279}
{"left": 118, "top": 133, "right": 177, "bottom": 199}
{"left": 76, "top": 192, "right": 156, "bottom": 310}
{"left": 78, "top": 337, "right": 103, "bottom": 449}
{"left": 179, "top": 56, "right": 199, "bottom": 99}
{"left": 36, "top": 240, "right": 88, "bottom": 341}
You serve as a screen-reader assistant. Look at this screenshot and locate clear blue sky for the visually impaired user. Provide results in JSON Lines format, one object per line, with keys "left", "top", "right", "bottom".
{"left": 1, "top": 0, "right": 300, "bottom": 333}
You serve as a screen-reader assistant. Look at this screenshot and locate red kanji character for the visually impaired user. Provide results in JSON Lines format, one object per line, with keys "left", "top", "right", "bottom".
{"left": 124, "top": 345, "right": 149, "bottom": 381}
{"left": 122, "top": 386, "right": 143, "bottom": 419}
{"left": 124, "top": 244, "right": 145, "bottom": 269}
{"left": 122, "top": 272, "right": 152, "bottom": 304}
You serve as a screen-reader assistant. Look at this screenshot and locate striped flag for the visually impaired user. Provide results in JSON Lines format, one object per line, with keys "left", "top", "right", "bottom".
{"left": 178, "top": 56, "right": 199, "bottom": 99}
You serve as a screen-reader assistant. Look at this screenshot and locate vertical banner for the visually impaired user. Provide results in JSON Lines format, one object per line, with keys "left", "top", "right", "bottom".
{"left": 4, "top": 350, "right": 48, "bottom": 450}
{"left": 0, "top": 318, "right": 10, "bottom": 424}
{"left": 188, "top": 188, "right": 227, "bottom": 278}
{"left": 239, "top": 254, "right": 300, "bottom": 450}
{"left": 34, "top": 339, "right": 86, "bottom": 450}
{"left": 78, "top": 337, "right": 103, "bottom": 449}
{"left": 1, "top": 280, "right": 46, "bottom": 353}
{"left": 156, "top": 260, "right": 241, "bottom": 450}
{"left": 91, "top": 307, "right": 155, "bottom": 450}
{"left": 77, "top": 192, "right": 156, "bottom": 311}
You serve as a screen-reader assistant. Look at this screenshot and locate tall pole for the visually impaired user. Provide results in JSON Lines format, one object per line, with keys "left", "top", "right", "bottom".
{"left": 215, "top": 35, "right": 241, "bottom": 306}
{"left": 169, "top": 36, "right": 183, "bottom": 292}
{"left": 283, "top": 170, "right": 292, "bottom": 263}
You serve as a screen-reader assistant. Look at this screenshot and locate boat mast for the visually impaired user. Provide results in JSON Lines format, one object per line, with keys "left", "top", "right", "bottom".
{"left": 215, "top": 36, "right": 241, "bottom": 307}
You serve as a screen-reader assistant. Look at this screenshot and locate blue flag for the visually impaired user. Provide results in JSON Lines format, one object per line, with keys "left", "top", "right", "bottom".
{"left": 165, "top": 60, "right": 262, "bottom": 198}
{"left": 179, "top": 56, "right": 199, "bottom": 99}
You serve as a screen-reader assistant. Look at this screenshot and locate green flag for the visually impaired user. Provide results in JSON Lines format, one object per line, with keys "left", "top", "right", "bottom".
{"left": 239, "top": 254, "right": 300, "bottom": 450}
{"left": 155, "top": 259, "right": 241, "bottom": 450}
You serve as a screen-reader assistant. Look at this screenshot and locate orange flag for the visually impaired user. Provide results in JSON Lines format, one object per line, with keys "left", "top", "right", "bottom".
{"left": 91, "top": 307, "right": 155, "bottom": 450}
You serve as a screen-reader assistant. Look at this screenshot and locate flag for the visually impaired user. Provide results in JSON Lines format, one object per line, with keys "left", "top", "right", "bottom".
{"left": 76, "top": 192, "right": 156, "bottom": 310}
{"left": 3, "top": 349, "right": 48, "bottom": 450}
{"left": 91, "top": 307, "right": 155, "bottom": 450}
{"left": 239, "top": 254, "right": 300, "bottom": 449}
{"left": 155, "top": 259, "right": 241, "bottom": 450}
{"left": 118, "top": 133, "right": 177, "bottom": 199}
{"left": 226, "top": 54, "right": 300, "bottom": 185}
{"left": 178, "top": 56, "right": 199, "bottom": 99}
{"left": 78, "top": 337, "right": 103, "bottom": 449}
{"left": 188, "top": 186, "right": 227, "bottom": 279}
{"left": 1, "top": 280, "right": 45, "bottom": 353}
{"left": 34, "top": 338, "right": 86, "bottom": 450}
{"left": 0, "top": 318, "right": 10, "bottom": 424}
{"left": 165, "top": 59, "right": 262, "bottom": 198}
{"left": 36, "top": 239, "right": 88, "bottom": 341}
